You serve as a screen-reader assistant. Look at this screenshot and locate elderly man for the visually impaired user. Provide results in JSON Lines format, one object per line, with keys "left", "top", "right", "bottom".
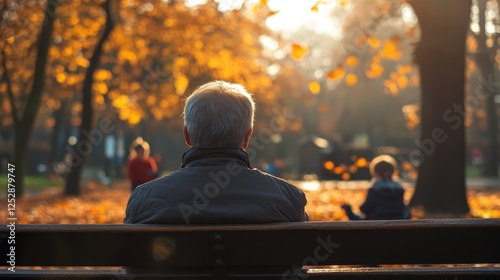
{"left": 124, "top": 80, "right": 308, "bottom": 224}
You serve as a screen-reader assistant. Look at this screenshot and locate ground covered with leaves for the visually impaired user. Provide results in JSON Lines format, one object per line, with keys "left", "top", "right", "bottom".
{"left": 2, "top": 180, "right": 499, "bottom": 223}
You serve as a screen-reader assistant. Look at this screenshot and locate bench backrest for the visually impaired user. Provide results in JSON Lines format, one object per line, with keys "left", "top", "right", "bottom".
{"left": 1, "top": 219, "right": 499, "bottom": 278}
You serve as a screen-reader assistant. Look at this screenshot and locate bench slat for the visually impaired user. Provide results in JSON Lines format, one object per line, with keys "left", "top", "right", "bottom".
{"left": 1, "top": 267, "right": 500, "bottom": 279}
{"left": 1, "top": 219, "right": 499, "bottom": 268}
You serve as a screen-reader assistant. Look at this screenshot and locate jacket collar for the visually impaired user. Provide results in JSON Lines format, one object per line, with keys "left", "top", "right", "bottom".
{"left": 181, "top": 147, "right": 251, "bottom": 168}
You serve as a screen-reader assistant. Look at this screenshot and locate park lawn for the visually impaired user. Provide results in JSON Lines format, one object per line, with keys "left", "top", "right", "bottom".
{"left": 0, "top": 179, "right": 499, "bottom": 223}
{"left": 1, "top": 174, "right": 62, "bottom": 193}
{"left": 466, "top": 165, "right": 500, "bottom": 178}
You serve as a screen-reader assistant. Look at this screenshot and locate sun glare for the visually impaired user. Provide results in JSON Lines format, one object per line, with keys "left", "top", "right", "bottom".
{"left": 265, "top": 0, "right": 342, "bottom": 38}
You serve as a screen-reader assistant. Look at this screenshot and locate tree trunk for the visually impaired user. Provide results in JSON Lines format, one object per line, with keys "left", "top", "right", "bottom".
{"left": 409, "top": 0, "right": 471, "bottom": 215}
{"left": 476, "top": 0, "right": 499, "bottom": 178}
{"left": 64, "top": 0, "right": 115, "bottom": 195}
{"left": 10, "top": 0, "right": 59, "bottom": 196}
{"left": 49, "top": 99, "right": 71, "bottom": 164}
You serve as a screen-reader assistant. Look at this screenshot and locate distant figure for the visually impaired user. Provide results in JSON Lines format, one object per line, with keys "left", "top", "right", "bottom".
{"left": 342, "top": 154, "right": 410, "bottom": 220}
{"left": 127, "top": 138, "right": 158, "bottom": 191}
{"left": 124, "top": 80, "right": 308, "bottom": 224}
{"left": 264, "top": 159, "right": 282, "bottom": 177}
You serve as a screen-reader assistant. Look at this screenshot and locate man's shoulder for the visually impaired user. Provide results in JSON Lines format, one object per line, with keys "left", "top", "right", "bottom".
{"left": 251, "top": 168, "right": 300, "bottom": 188}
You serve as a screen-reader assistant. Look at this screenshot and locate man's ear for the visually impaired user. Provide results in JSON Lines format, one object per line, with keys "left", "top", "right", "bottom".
{"left": 242, "top": 127, "right": 253, "bottom": 149}
{"left": 183, "top": 126, "right": 192, "bottom": 147}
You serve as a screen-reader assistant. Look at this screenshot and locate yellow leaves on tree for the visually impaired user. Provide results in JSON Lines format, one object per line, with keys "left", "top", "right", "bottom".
{"left": 327, "top": 66, "right": 357, "bottom": 86}
{"left": 402, "top": 103, "right": 420, "bottom": 129}
{"left": 339, "top": 0, "right": 349, "bottom": 8}
{"left": 384, "top": 79, "right": 398, "bottom": 95}
{"left": 118, "top": 49, "right": 138, "bottom": 64}
{"left": 467, "top": 35, "right": 478, "bottom": 53}
{"left": 92, "top": 81, "right": 108, "bottom": 95}
{"left": 367, "top": 37, "right": 381, "bottom": 49}
{"left": 379, "top": 36, "right": 403, "bottom": 60}
{"left": 323, "top": 161, "right": 335, "bottom": 170}
{"left": 290, "top": 43, "right": 309, "bottom": 61}
{"left": 398, "top": 65, "right": 412, "bottom": 74}
{"left": 365, "top": 62, "right": 384, "bottom": 79}
{"left": 174, "top": 75, "right": 189, "bottom": 96}
{"left": 345, "top": 55, "right": 358, "bottom": 68}
{"left": 94, "top": 69, "right": 113, "bottom": 81}
{"left": 327, "top": 66, "right": 345, "bottom": 80}
{"left": 345, "top": 74, "right": 357, "bottom": 86}
{"left": 173, "top": 57, "right": 189, "bottom": 95}
{"left": 112, "top": 95, "right": 129, "bottom": 109}
{"left": 381, "top": 64, "right": 416, "bottom": 96}
{"left": 1, "top": 0, "right": 296, "bottom": 130}
{"left": 311, "top": 1, "right": 328, "bottom": 12}
{"left": 309, "top": 81, "right": 321, "bottom": 95}
{"left": 355, "top": 157, "right": 368, "bottom": 168}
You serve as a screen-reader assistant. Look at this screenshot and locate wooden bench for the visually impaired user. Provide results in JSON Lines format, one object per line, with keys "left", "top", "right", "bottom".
{"left": 1, "top": 219, "right": 499, "bottom": 279}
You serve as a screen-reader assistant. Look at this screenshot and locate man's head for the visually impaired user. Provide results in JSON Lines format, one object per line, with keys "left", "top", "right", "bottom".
{"left": 183, "top": 81, "right": 255, "bottom": 149}
{"left": 369, "top": 154, "right": 398, "bottom": 181}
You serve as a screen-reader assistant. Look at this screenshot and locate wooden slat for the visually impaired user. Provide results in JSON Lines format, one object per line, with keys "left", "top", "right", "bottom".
{"left": 0, "top": 219, "right": 500, "bottom": 279}
{"left": 1, "top": 219, "right": 499, "bottom": 268}
{"left": 1, "top": 267, "right": 500, "bottom": 279}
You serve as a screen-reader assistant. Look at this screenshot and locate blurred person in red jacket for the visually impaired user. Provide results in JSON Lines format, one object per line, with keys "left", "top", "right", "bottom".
{"left": 127, "top": 139, "right": 158, "bottom": 191}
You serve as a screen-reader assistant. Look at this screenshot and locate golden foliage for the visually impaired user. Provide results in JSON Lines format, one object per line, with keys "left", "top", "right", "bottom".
{"left": 327, "top": 66, "right": 345, "bottom": 80}
{"left": 1, "top": 0, "right": 284, "bottom": 126}
{"left": 174, "top": 75, "right": 189, "bottom": 96}
{"left": 323, "top": 160, "right": 335, "bottom": 170}
{"left": 290, "top": 43, "right": 309, "bottom": 61}
{"left": 365, "top": 62, "right": 384, "bottom": 79}
{"left": 345, "top": 73, "right": 357, "bottom": 86}
{"left": 402, "top": 103, "right": 420, "bottom": 129}
{"left": 397, "top": 65, "right": 412, "bottom": 74}
{"left": 345, "top": 55, "right": 358, "bottom": 68}
{"left": 355, "top": 157, "right": 368, "bottom": 168}
{"left": 467, "top": 35, "right": 478, "bottom": 53}
{"left": 384, "top": 79, "right": 399, "bottom": 95}
{"left": 1, "top": 180, "right": 499, "bottom": 223}
{"left": 379, "top": 36, "right": 403, "bottom": 60}
{"left": 309, "top": 81, "right": 321, "bottom": 94}
{"left": 339, "top": 0, "right": 349, "bottom": 8}
{"left": 367, "top": 36, "right": 381, "bottom": 49}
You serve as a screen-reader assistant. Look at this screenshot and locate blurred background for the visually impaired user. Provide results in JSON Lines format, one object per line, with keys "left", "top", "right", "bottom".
{"left": 0, "top": 0, "right": 499, "bottom": 222}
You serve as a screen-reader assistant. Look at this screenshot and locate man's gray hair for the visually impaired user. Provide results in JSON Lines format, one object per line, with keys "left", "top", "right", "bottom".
{"left": 183, "top": 80, "right": 255, "bottom": 147}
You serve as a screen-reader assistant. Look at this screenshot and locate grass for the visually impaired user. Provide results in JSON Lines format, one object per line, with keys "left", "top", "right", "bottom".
{"left": 466, "top": 165, "right": 500, "bottom": 178}
{"left": 1, "top": 174, "right": 62, "bottom": 193}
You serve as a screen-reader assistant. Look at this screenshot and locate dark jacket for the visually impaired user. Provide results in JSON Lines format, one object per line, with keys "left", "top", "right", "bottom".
{"left": 124, "top": 147, "right": 308, "bottom": 224}
{"left": 360, "top": 180, "right": 407, "bottom": 220}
